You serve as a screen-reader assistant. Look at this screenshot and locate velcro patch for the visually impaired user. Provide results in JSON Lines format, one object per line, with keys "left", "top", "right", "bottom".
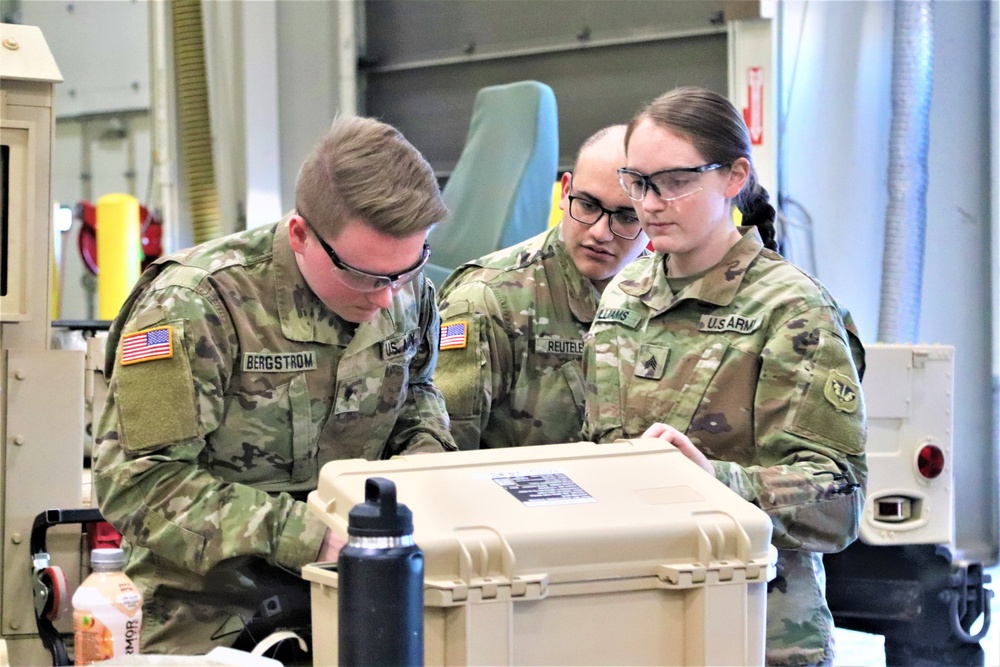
{"left": 383, "top": 330, "right": 419, "bottom": 359}
{"left": 634, "top": 344, "right": 669, "bottom": 380}
{"left": 535, "top": 336, "right": 583, "bottom": 356}
{"left": 698, "top": 313, "right": 762, "bottom": 334}
{"left": 824, "top": 371, "right": 860, "bottom": 413}
{"left": 121, "top": 326, "right": 173, "bottom": 365}
{"left": 242, "top": 352, "right": 317, "bottom": 372}
{"left": 595, "top": 307, "right": 642, "bottom": 329}
{"left": 440, "top": 321, "right": 468, "bottom": 350}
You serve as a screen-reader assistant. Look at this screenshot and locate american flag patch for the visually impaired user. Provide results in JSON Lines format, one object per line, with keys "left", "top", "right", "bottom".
{"left": 121, "top": 326, "right": 174, "bottom": 365}
{"left": 439, "top": 321, "right": 468, "bottom": 350}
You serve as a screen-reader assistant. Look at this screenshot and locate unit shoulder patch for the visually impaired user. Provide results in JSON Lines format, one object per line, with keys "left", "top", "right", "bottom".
{"left": 120, "top": 326, "right": 174, "bottom": 365}
{"left": 824, "top": 370, "right": 860, "bottom": 413}
{"left": 440, "top": 321, "right": 469, "bottom": 350}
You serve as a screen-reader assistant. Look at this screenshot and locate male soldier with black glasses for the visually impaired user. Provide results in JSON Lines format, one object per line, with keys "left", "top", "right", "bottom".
{"left": 434, "top": 125, "right": 649, "bottom": 450}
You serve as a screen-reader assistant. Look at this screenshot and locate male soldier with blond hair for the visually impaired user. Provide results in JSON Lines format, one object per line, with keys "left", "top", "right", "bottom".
{"left": 434, "top": 125, "right": 649, "bottom": 449}
{"left": 95, "top": 115, "right": 456, "bottom": 656}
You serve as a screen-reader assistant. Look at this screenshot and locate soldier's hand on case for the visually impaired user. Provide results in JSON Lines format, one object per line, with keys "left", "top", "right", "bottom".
{"left": 318, "top": 529, "right": 348, "bottom": 562}
{"left": 641, "top": 423, "right": 714, "bottom": 474}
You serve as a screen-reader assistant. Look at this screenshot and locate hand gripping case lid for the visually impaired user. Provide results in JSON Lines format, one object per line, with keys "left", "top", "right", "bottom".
{"left": 305, "top": 439, "right": 775, "bottom": 665}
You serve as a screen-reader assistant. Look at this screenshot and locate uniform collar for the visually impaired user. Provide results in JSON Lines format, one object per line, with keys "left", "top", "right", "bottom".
{"left": 273, "top": 215, "right": 394, "bottom": 347}
{"left": 621, "top": 226, "right": 764, "bottom": 315}
{"left": 550, "top": 222, "right": 603, "bottom": 323}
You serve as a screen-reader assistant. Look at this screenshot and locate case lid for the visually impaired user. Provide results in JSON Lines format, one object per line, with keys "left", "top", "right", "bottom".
{"left": 308, "top": 439, "right": 774, "bottom": 602}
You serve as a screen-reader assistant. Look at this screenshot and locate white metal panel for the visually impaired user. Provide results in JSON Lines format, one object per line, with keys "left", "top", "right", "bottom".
{"left": 860, "top": 344, "right": 954, "bottom": 546}
{"left": 0, "top": 23, "right": 62, "bottom": 82}
{"left": 2, "top": 348, "right": 85, "bottom": 636}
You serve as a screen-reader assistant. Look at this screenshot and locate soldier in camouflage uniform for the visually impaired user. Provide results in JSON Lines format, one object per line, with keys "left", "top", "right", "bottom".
{"left": 583, "top": 88, "right": 867, "bottom": 666}
{"left": 94, "top": 116, "right": 457, "bottom": 655}
{"left": 434, "top": 126, "right": 649, "bottom": 449}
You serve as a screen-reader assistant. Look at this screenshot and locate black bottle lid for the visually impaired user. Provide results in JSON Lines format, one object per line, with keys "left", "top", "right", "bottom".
{"left": 347, "top": 477, "right": 414, "bottom": 537}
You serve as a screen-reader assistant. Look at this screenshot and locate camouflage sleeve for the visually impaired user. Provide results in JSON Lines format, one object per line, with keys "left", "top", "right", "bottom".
{"left": 93, "top": 283, "right": 327, "bottom": 575}
{"left": 434, "top": 278, "right": 513, "bottom": 450}
{"left": 712, "top": 305, "right": 868, "bottom": 553}
{"left": 383, "top": 276, "right": 458, "bottom": 456}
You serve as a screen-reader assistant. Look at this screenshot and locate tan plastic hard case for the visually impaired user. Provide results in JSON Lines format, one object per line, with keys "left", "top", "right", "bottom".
{"left": 303, "top": 439, "right": 775, "bottom": 666}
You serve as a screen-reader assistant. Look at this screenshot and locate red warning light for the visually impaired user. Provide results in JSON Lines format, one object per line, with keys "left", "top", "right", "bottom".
{"left": 917, "top": 444, "right": 945, "bottom": 479}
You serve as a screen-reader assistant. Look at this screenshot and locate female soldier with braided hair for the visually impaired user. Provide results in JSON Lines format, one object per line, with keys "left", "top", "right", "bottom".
{"left": 583, "top": 86, "right": 867, "bottom": 666}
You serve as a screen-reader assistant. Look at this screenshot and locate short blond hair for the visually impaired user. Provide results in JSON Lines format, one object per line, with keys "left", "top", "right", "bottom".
{"left": 295, "top": 115, "right": 447, "bottom": 239}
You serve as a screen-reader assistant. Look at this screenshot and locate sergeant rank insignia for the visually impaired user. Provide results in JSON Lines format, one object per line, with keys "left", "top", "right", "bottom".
{"left": 121, "top": 326, "right": 173, "bottom": 365}
{"left": 439, "top": 321, "right": 468, "bottom": 350}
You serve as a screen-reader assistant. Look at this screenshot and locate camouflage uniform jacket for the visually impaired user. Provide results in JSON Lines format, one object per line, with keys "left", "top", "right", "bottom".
{"left": 583, "top": 228, "right": 867, "bottom": 666}
{"left": 435, "top": 224, "right": 599, "bottom": 449}
{"left": 94, "top": 217, "right": 455, "bottom": 654}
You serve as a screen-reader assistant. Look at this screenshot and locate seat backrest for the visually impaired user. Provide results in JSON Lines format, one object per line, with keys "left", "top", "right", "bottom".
{"left": 424, "top": 80, "right": 559, "bottom": 288}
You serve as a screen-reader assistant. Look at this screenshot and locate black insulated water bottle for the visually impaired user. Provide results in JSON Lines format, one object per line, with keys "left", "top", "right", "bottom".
{"left": 338, "top": 477, "right": 424, "bottom": 666}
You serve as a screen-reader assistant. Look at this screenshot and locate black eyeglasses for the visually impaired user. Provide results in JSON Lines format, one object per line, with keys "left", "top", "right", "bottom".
{"left": 566, "top": 195, "right": 643, "bottom": 240}
{"left": 301, "top": 216, "right": 430, "bottom": 292}
{"left": 618, "top": 163, "right": 724, "bottom": 202}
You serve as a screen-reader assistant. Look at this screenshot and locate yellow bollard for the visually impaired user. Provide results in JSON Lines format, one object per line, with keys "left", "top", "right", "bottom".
{"left": 548, "top": 181, "right": 563, "bottom": 228}
{"left": 96, "top": 193, "right": 142, "bottom": 320}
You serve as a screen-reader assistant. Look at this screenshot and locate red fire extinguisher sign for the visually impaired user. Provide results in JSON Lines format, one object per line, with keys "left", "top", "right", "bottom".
{"left": 744, "top": 67, "right": 764, "bottom": 145}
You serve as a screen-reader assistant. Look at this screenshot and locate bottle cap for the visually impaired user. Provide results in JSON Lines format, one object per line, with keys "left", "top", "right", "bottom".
{"left": 347, "top": 477, "right": 414, "bottom": 538}
{"left": 90, "top": 547, "right": 126, "bottom": 568}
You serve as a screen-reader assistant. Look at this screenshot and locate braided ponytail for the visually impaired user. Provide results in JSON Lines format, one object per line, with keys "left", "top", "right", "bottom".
{"left": 736, "top": 174, "right": 778, "bottom": 251}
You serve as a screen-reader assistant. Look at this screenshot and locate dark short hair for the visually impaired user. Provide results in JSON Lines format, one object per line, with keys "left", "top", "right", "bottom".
{"left": 572, "top": 124, "right": 627, "bottom": 172}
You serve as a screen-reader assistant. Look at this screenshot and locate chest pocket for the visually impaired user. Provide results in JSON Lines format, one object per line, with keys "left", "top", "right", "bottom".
{"left": 624, "top": 338, "right": 732, "bottom": 438}
{"left": 509, "top": 330, "right": 587, "bottom": 444}
{"left": 208, "top": 373, "right": 315, "bottom": 487}
{"left": 329, "top": 362, "right": 410, "bottom": 460}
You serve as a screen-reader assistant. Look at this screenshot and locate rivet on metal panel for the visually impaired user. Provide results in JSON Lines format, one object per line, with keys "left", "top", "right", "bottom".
{"left": 11, "top": 533, "right": 22, "bottom": 544}
{"left": 13, "top": 369, "right": 26, "bottom": 380}
{"left": 2, "top": 39, "right": 19, "bottom": 51}
{"left": 12, "top": 435, "right": 24, "bottom": 446}
{"left": 9, "top": 620, "right": 19, "bottom": 630}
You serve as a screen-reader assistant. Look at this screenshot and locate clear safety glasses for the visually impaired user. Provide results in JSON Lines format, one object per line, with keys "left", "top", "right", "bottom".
{"left": 303, "top": 217, "right": 430, "bottom": 293}
{"left": 617, "top": 163, "right": 725, "bottom": 203}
